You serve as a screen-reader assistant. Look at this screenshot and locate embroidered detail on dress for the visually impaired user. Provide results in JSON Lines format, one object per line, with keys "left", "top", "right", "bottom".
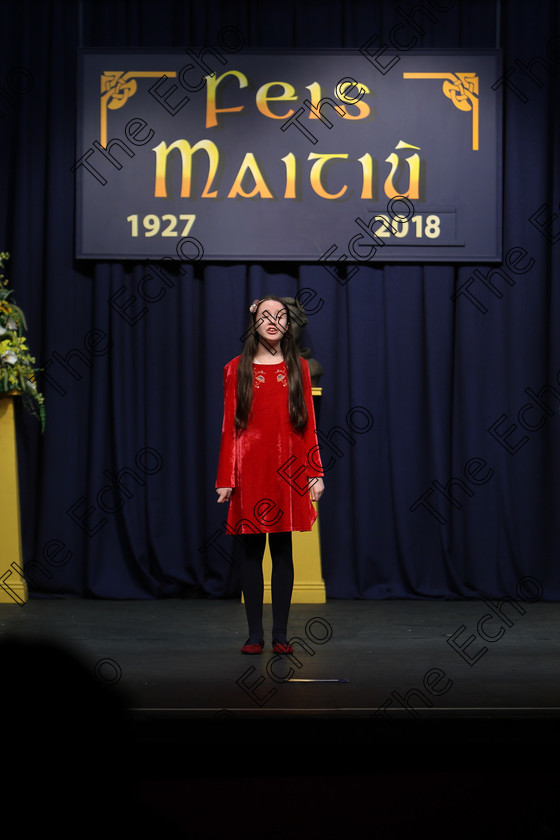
{"left": 253, "top": 366, "right": 287, "bottom": 388}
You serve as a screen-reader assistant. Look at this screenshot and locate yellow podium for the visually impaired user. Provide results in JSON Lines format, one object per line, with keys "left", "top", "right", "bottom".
{"left": 262, "top": 502, "right": 324, "bottom": 603}
{"left": 242, "top": 385, "right": 325, "bottom": 604}
{"left": 241, "top": 504, "right": 324, "bottom": 604}
{"left": 0, "top": 394, "right": 28, "bottom": 605}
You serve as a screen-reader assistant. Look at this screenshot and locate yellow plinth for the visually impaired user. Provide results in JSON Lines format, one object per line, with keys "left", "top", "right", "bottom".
{"left": 272, "top": 503, "right": 325, "bottom": 603}
{"left": 242, "top": 504, "right": 325, "bottom": 604}
{"left": 0, "top": 395, "right": 27, "bottom": 605}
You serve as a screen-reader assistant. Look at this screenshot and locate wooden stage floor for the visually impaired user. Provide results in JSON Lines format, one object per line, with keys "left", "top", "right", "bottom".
{"left": 1, "top": 596, "right": 558, "bottom": 726}
{"left": 1, "top": 597, "right": 558, "bottom": 836}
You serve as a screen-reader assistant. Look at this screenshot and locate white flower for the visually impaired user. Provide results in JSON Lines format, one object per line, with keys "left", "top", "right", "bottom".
{"left": 0, "top": 326, "right": 5, "bottom": 336}
{"left": 1, "top": 351, "right": 17, "bottom": 364}
{"left": 6, "top": 318, "right": 17, "bottom": 330}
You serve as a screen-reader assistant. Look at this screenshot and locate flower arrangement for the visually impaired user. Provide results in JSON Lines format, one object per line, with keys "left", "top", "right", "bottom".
{"left": 0, "top": 252, "right": 45, "bottom": 431}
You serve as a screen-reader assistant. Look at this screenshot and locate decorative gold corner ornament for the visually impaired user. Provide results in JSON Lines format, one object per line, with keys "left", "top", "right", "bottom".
{"left": 403, "top": 72, "right": 479, "bottom": 151}
{"left": 100, "top": 71, "right": 177, "bottom": 146}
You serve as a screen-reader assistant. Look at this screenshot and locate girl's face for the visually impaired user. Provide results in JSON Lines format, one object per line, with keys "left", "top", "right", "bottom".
{"left": 255, "top": 299, "right": 289, "bottom": 350}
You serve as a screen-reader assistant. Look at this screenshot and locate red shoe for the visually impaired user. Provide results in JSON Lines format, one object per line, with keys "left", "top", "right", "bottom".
{"left": 272, "top": 640, "right": 293, "bottom": 654}
{"left": 241, "top": 640, "right": 264, "bottom": 654}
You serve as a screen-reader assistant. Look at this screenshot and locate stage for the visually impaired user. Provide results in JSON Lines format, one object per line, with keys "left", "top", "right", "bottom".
{"left": 2, "top": 596, "right": 558, "bottom": 836}
{"left": 2, "top": 596, "right": 558, "bottom": 729}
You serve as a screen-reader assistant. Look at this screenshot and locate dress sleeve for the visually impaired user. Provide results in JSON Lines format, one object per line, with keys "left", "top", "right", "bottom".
{"left": 301, "top": 358, "right": 324, "bottom": 478}
{"left": 216, "top": 360, "right": 237, "bottom": 488}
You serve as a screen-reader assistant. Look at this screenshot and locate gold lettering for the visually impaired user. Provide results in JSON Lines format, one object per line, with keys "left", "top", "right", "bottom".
{"left": 357, "top": 153, "right": 373, "bottom": 199}
{"left": 304, "top": 82, "right": 322, "bottom": 117}
{"left": 336, "top": 80, "right": 372, "bottom": 120}
{"left": 256, "top": 81, "right": 298, "bottom": 119}
{"left": 206, "top": 70, "right": 248, "bottom": 128}
{"left": 384, "top": 141, "right": 421, "bottom": 200}
{"left": 308, "top": 153, "right": 348, "bottom": 199}
{"left": 153, "top": 139, "right": 219, "bottom": 198}
{"left": 281, "top": 153, "right": 297, "bottom": 199}
{"left": 227, "top": 153, "right": 274, "bottom": 198}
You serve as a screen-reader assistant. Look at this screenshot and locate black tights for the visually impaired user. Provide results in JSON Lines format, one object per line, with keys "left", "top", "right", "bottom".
{"left": 239, "top": 532, "right": 294, "bottom": 644}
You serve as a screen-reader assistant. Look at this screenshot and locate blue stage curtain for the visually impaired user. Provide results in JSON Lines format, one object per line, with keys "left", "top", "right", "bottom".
{"left": 1, "top": 0, "right": 559, "bottom": 599}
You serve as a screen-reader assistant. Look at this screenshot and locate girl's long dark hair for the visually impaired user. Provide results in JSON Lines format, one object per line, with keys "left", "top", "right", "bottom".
{"left": 235, "top": 295, "right": 308, "bottom": 431}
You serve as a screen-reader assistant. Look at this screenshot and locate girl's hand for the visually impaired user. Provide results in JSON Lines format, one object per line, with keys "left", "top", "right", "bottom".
{"left": 309, "top": 477, "right": 324, "bottom": 502}
{"left": 216, "top": 487, "right": 233, "bottom": 503}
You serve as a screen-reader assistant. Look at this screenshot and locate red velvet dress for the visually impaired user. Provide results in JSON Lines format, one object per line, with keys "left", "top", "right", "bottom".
{"left": 216, "top": 355, "right": 323, "bottom": 534}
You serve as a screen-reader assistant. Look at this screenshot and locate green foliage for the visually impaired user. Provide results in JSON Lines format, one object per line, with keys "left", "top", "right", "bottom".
{"left": 0, "top": 252, "right": 45, "bottom": 431}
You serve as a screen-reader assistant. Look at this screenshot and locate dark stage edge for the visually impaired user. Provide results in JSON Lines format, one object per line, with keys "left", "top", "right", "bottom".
{"left": 1, "top": 598, "right": 559, "bottom": 763}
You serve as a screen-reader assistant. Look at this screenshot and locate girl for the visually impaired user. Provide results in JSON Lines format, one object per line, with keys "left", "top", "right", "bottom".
{"left": 216, "top": 295, "right": 324, "bottom": 654}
